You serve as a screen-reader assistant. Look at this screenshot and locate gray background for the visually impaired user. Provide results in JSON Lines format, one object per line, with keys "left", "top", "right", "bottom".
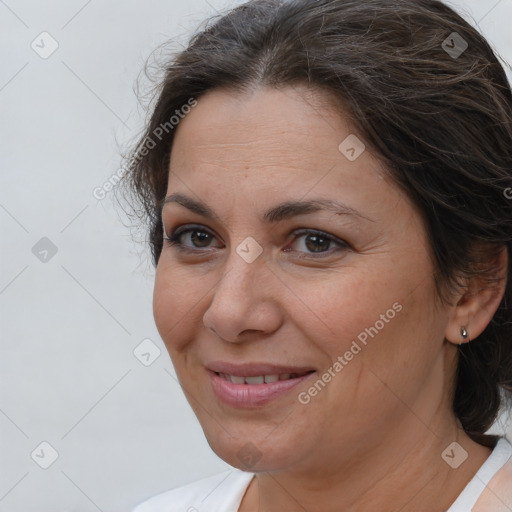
{"left": 1, "top": 0, "right": 511, "bottom": 510}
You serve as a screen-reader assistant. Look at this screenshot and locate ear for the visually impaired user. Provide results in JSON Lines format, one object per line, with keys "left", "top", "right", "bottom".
{"left": 445, "top": 246, "right": 508, "bottom": 345}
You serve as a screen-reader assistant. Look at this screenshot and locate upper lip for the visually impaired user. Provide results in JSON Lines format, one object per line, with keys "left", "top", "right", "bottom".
{"left": 206, "top": 361, "right": 316, "bottom": 377}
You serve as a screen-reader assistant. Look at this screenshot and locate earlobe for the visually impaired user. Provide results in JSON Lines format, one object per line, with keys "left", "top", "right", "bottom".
{"left": 445, "top": 246, "right": 508, "bottom": 346}
{"left": 445, "top": 320, "right": 472, "bottom": 346}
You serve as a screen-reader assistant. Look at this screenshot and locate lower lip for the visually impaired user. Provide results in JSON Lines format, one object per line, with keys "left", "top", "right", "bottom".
{"left": 208, "top": 370, "right": 315, "bottom": 408}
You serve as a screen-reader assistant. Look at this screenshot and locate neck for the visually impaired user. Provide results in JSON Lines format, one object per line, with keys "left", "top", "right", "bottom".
{"left": 240, "top": 406, "right": 492, "bottom": 512}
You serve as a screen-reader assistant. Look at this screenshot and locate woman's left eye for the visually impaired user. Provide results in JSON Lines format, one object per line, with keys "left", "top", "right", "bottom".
{"left": 163, "top": 225, "right": 349, "bottom": 258}
{"left": 284, "top": 229, "right": 350, "bottom": 258}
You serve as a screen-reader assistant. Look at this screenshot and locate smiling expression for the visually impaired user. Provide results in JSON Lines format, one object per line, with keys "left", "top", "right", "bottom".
{"left": 153, "top": 85, "right": 456, "bottom": 473}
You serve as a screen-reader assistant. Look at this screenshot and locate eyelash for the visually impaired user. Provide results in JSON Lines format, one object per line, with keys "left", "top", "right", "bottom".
{"left": 163, "top": 224, "right": 351, "bottom": 259}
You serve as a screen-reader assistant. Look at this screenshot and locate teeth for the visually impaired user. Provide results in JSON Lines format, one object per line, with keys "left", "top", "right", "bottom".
{"left": 245, "top": 376, "right": 264, "bottom": 384}
{"left": 219, "top": 372, "right": 309, "bottom": 384}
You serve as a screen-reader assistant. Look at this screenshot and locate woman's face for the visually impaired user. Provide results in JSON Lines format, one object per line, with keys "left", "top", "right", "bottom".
{"left": 153, "top": 86, "right": 456, "bottom": 473}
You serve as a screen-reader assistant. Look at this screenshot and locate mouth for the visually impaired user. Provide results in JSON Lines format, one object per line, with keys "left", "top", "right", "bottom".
{"left": 206, "top": 362, "right": 317, "bottom": 407}
{"left": 214, "top": 370, "right": 314, "bottom": 385}
{"left": 206, "top": 361, "right": 316, "bottom": 377}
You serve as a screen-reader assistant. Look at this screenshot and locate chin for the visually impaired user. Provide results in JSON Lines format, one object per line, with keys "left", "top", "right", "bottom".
{"left": 204, "top": 428, "right": 300, "bottom": 473}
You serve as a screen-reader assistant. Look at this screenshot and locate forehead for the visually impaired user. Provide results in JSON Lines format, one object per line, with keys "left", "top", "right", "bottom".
{"left": 169, "top": 85, "right": 384, "bottom": 183}
{"left": 163, "top": 86, "right": 428, "bottom": 254}
{"left": 164, "top": 86, "right": 416, "bottom": 229}
{"left": 174, "top": 85, "right": 349, "bottom": 147}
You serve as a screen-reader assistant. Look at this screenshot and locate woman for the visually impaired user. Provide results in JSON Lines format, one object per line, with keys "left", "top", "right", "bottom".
{"left": 121, "top": 0, "right": 512, "bottom": 510}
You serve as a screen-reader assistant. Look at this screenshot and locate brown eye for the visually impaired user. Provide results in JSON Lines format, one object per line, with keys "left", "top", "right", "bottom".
{"left": 285, "top": 229, "right": 350, "bottom": 258}
{"left": 164, "top": 225, "right": 222, "bottom": 251}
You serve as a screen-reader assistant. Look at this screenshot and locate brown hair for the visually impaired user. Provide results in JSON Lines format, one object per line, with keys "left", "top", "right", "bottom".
{"left": 118, "top": 0, "right": 512, "bottom": 447}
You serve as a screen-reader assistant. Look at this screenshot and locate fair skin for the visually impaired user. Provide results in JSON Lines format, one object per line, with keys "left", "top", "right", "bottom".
{"left": 153, "top": 85, "right": 507, "bottom": 512}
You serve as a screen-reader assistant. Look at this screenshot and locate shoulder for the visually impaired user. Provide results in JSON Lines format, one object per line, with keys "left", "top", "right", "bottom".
{"left": 132, "top": 468, "right": 255, "bottom": 512}
{"left": 472, "top": 437, "right": 512, "bottom": 512}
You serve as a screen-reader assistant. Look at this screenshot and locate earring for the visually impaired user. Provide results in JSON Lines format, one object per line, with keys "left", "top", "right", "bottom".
{"left": 460, "top": 326, "right": 469, "bottom": 341}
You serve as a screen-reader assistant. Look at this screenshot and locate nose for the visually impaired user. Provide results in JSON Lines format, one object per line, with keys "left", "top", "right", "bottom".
{"left": 202, "top": 251, "right": 283, "bottom": 343}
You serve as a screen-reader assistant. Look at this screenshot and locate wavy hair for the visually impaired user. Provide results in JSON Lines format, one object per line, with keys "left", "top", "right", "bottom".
{"left": 118, "top": 0, "right": 512, "bottom": 447}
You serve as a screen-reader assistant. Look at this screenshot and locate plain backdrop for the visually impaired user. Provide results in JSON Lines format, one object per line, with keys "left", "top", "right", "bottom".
{"left": 1, "top": 0, "right": 511, "bottom": 510}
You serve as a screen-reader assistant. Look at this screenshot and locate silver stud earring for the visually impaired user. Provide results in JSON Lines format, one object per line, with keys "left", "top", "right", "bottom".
{"left": 460, "top": 326, "right": 469, "bottom": 341}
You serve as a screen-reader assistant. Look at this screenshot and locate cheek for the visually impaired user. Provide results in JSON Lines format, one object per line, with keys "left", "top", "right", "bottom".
{"left": 289, "top": 256, "right": 436, "bottom": 368}
{"left": 287, "top": 268, "right": 397, "bottom": 354}
{"left": 152, "top": 262, "right": 206, "bottom": 353}
{"left": 290, "top": 267, "right": 443, "bottom": 431}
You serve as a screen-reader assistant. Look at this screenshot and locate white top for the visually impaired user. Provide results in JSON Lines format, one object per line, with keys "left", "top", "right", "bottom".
{"left": 133, "top": 438, "right": 512, "bottom": 512}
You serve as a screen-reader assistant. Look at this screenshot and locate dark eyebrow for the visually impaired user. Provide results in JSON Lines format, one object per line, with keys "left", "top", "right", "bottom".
{"left": 161, "top": 192, "right": 373, "bottom": 223}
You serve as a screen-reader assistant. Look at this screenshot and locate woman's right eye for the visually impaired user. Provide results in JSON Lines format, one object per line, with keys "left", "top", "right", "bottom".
{"left": 163, "top": 225, "right": 223, "bottom": 252}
